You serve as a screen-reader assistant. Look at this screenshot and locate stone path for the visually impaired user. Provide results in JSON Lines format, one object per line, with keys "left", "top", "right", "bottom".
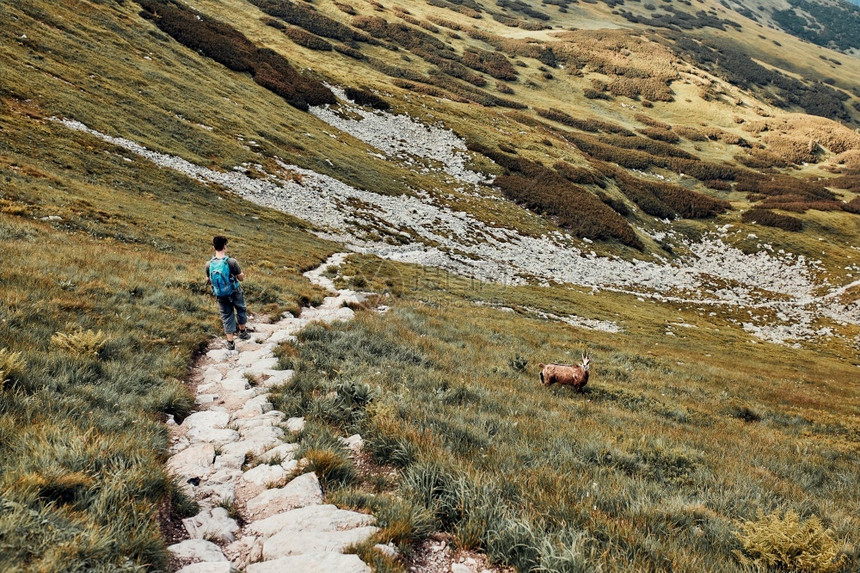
{"left": 166, "top": 253, "right": 379, "bottom": 573}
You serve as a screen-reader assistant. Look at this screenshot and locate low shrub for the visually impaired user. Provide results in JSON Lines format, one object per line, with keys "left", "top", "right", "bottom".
{"left": 844, "top": 197, "right": 860, "bottom": 214}
{"left": 634, "top": 113, "right": 672, "bottom": 130}
{"left": 583, "top": 87, "right": 612, "bottom": 100}
{"left": 553, "top": 161, "right": 606, "bottom": 187}
{"left": 249, "top": 0, "right": 368, "bottom": 43}
{"left": 741, "top": 209, "right": 803, "bottom": 232}
{"left": 51, "top": 328, "right": 108, "bottom": 358}
{"left": 334, "top": 44, "right": 365, "bottom": 59}
{"left": 461, "top": 49, "right": 517, "bottom": 81}
{"left": 610, "top": 167, "right": 730, "bottom": 219}
{"left": 734, "top": 510, "right": 844, "bottom": 573}
{"left": 638, "top": 127, "right": 680, "bottom": 143}
{"left": 495, "top": 172, "right": 643, "bottom": 248}
{"left": 345, "top": 87, "right": 391, "bottom": 110}
{"left": 535, "top": 108, "right": 635, "bottom": 136}
{"left": 138, "top": 1, "right": 335, "bottom": 110}
{"left": 282, "top": 26, "right": 333, "bottom": 51}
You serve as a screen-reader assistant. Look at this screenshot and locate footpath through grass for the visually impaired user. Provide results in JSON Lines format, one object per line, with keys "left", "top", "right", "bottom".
{"left": 0, "top": 106, "right": 333, "bottom": 570}
{"left": 271, "top": 258, "right": 860, "bottom": 573}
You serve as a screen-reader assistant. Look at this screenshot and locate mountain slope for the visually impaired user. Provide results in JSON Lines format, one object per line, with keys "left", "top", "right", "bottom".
{"left": 1, "top": 0, "right": 859, "bottom": 571}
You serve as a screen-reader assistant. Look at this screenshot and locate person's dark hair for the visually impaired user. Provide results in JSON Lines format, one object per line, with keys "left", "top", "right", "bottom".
{"left": 213, "top": 235, "right": 228, "bottom": 250}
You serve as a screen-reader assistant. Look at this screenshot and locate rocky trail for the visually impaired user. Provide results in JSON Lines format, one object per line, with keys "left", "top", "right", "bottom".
{"left": 165, "top": 253, "right": 381, "bottom": 573}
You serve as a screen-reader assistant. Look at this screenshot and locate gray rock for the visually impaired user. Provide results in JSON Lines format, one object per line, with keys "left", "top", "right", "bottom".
{"left": 246, "top": 504, "right": 376, "bottom": 539}
{"left": 244, "top": 357, "right": 281, "bottom": 377}
{"left": 262, "top": 526, "right": 379, "bottom": 560}
{"left": 245, "top": 472, "right": 323, "bottom": 520}
{"left": 246, "top": 552, "right": 371, "bottom": 573}
{"left": 176, "top": 562, "right": 236, "bottom": 573}
{"left": 285, "top": 417, "right": 305, "bottom": 433}
{"left": 183, "top": 507, "right": 240, "bottom": 544}
{"left": 168, "top": 539, "right": 227, "bottom": 563}
{"left": 187, "top": 428, "right": 240, "bottom": 447}
{"left": 259, "top": 442, "right": 299, "bottom": 464}
{"left": 168, "top": 443, "right": 215, "bottom": 481}
{"left": 183, "top": 411, "right": 230, "bottom": 432}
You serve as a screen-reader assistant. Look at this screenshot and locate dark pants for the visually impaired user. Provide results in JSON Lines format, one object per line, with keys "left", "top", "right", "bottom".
{"left": 217, "top": 290, "right": 247, "bottom": 334}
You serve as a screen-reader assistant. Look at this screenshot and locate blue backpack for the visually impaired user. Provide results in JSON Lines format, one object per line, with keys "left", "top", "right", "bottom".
{"left": 209, "top": 257, "right": 235, "bottom": 297}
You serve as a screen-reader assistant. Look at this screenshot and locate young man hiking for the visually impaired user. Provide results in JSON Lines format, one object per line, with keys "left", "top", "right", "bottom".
{"left": 206, "top": 235, "right": 250, "bottom": 351}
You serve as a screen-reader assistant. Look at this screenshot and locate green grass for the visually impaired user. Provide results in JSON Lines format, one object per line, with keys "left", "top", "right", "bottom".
{"left": 2, "top": 0, "right": 859, "bottom": 571}
{"left": 271, "top": 259, "right": 859, "bottom": 572}
{"left": 0, "top": 101, "right": 333, "bottom": 569}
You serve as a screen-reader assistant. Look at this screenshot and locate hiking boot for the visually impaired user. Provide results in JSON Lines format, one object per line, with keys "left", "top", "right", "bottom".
{"left": 238, "top": 329, "right": 251, "bottom": 340}
{"left": 226, "top": 340, "right": 235, "bottom": 351}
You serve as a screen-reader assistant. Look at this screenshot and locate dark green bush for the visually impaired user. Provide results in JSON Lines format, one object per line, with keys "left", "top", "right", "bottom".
{"left": 741, "top": 209, "right": 803, "bottom": 232}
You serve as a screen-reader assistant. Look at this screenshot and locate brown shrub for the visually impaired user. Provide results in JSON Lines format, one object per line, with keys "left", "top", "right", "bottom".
{"left": 634, "top": 113, "right": 671, "bottom": 130}
{"left": 553, "top": 161, "right": 607, "bottom": 187}
{"left": 535, "top": 108, "right": 634, "bottom": 136}
{"left": 495, "top": 173, "right": 643, "bottom": 248}
{"left": 344, "top": 87, "right": 390, "bottom": 110}
{"left": 673, "top": 126, "right": 708, "bottom": 141}
{"left": 612, "top": 168, "right": 731, "bottom": 219}
{"left": 638, "top": 127, "right": 680, "bottom": 143}
{"left": 828, "top": 175, "right": 860, "bottom": 192}
{"left": 250, "top": 0, "right": 368, "bottom": 43}
{"left": 282, "top": 26, "right": 333, "bottom": 51}
{"left": 333, "top": 2, "right": 356, "bottom": 15}
{"left": 741, "top": 209, "right": 802, "bottom": 231}
{"left": 843, "top": 197, "right": 860, "bottom": 213}
{"left": 600, "top": 134, "right": 692, "bottom": 159}
{"left": 461, "top": 49, "right": 517, "bottom": 81}
{"left": 138, "top": 1, "right": 334, "bottom": 110}
{"left": 584, "top": 88, "right": 612, "bottom": 100}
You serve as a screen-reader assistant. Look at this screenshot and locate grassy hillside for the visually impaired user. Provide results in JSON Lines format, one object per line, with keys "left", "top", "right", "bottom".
{"left": 1, "top": 0, "right": 858, "bottom": 571}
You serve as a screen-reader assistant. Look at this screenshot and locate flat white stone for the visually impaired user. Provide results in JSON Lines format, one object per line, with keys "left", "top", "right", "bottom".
{"left": 245, "top": 472, "right": 323, "bottom": 520}
{"left": 241, "top": 463, "right": 288, "bottom": 494}
{"left": 168, "top": 539, "right": 227, "bottom": 563}
{"left": 187, "top": 428, "right": 240, "bottom": 447}
{"left": 206, "top": 349, "right": 232, "bottom": 362}
{"left": 220, "top": 376, "right": 250, "bottom": 393}
{"left": 339, "top": 434, "right": 363, "bottom": 454}
{"left": 285, "top": 417, "right": 305, "bottom": 433}
{"left": 247, "top": 504, "right": 375, "bottom": 539}
{"left": 244, "top": 357, "right": 281, "bottom": 377}
{"left": 183, "top": 411, "right": 230, "bottom": 432}
{"left": 268, "top": 330, "right": 298, "bottom": 344}
{"left": 195, "top": 394, "right": 218, "bottom": 405}
{"left": 213, "top": 453, "right": 246, "bottom": 471}
{"left": 246, "top": 552, "right": 370, "bottom": 573}
{"left": 176, "top": 562, "right": 235, "bottom": 573}
{"left": 168, "top": 443, "right": 215, "bottom": 481}
{"left": 183, "top": 507, "right": 240, "bottom": 544}
{"left": 202, "top": 367, "right": 223, "bottom": 386}
{"left": 238, "top": 346, "right": 276, "bottom": 366}
{"left": 262, "top": 526, "right": 378, "bottom": 560}
{"left": 259, "top": 442, "right": 299, "bottom": 463}
{"left": 258, "top": 369, "right": 294, "bottom": 388}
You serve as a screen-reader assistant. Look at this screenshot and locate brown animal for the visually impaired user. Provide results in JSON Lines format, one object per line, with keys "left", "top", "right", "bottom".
{"left": 539, "top": 353, "right": 590, "bottom": 391}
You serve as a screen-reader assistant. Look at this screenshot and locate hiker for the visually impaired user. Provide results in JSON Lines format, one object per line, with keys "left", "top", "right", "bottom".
{"left": 206, "top": 235, "right": 250, "bottom": 351}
